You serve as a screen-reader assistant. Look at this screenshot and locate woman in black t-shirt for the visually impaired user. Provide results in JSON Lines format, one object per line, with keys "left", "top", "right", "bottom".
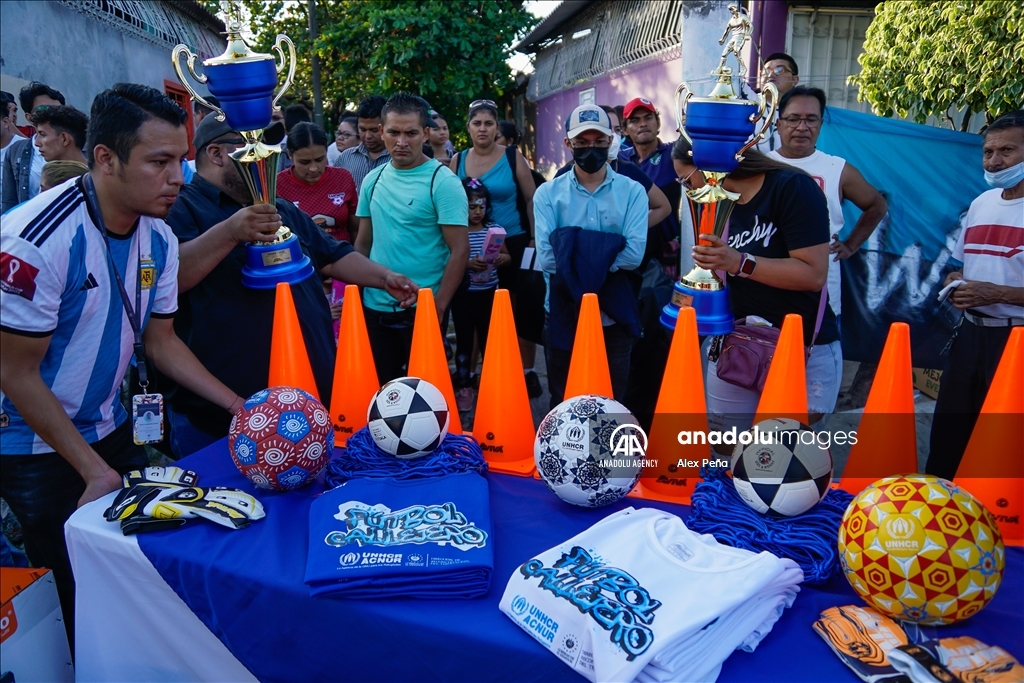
{"left": 671, "top": 138, "right": 842, "bottom": 429}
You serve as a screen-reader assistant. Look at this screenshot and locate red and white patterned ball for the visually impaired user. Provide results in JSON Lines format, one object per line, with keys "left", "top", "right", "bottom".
{"left": 228, "top": 386, "right": 334, "bottom": 491}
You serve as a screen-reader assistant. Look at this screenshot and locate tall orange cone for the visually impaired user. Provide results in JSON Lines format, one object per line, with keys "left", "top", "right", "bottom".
{"left": 635, "top": 306, "right": 711, "bottom": 504}
{"left": 268, "top": 282, "right": 320, "bottom": 400}
{"left": 408, "top": 288, "right": 463, "bottom": 434}
{"left": 328, "top": 285, "right": 379, "bottom": 447}
{"left": 840, "top": 323, "right": 917, "bottom": 495}
{"left": 754, "top": 313, "right": 808, "bottom": 425}
{"left": 955, "top": 327, "right": 1024, "bottom": 546}
{"left": 473, "top": 289, "right": 536, "bottom": 475}
{"left": 564, "top": 293, "right": 613, "bottom": 400}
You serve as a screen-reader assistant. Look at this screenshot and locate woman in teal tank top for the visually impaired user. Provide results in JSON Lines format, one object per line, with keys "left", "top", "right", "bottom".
{"left": 450, "top": 101, "right": 544, "bottom": 397}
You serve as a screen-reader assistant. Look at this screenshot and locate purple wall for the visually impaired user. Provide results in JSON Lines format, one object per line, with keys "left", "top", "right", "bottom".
{"left": 533, "top": 54, "right": 682, "bottom": 174}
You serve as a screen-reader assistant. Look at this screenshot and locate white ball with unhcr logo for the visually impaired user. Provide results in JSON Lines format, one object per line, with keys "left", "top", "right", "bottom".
{"left": 730, "top": 417, "right": 833, "bottom": 517}
{"left": 534, "top": 395, "right": 645, "bottom": 508}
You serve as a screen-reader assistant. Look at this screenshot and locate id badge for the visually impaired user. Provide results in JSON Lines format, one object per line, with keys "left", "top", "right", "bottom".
{"left": 132, "top": 393, "right": 164, "bottom": 445}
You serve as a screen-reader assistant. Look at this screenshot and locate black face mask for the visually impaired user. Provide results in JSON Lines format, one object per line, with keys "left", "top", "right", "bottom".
{"left": 573, "top": 146, "right": 608, "bottom": 174}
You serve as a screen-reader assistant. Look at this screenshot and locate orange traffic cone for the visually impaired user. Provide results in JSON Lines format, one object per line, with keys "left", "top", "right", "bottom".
{"left": 955, "top": 327, "right": 1024, "bottom": 546}
{"left": 473, "top": 289, "right": 536, "bottom": 475}
{"left": 408, "top": 288, "right": 463, "bottom": 434}
{"left": 268, "top": 282, "right": 320, "bottom": 400}
{"left": 328, "top": 285, "right": 379, "bottom": 447}
{"left": 634, "top": 306, "right": 711, "bottom": 504}
{"left": 754, "top": 313, "right": 808, "bottom": 425}
{"left": 564, "top": 293, "right": 613, "bottom": 400}
{"left": 840, "top": 323, "right": 918, "bottom": 495}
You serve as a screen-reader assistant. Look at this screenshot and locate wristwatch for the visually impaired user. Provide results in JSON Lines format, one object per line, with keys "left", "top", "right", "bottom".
{"left": 738, "top": 253, "right": 757, "bottom": 278}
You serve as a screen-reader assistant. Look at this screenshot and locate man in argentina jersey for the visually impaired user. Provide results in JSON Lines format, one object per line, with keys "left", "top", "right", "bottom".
{"left": 0, "top": 84, "right": 247, "bottom": 645}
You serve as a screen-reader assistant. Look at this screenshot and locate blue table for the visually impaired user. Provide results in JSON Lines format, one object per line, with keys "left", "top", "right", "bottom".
{"left": 133, "top": 441, "right": 1024, "bottom": 682}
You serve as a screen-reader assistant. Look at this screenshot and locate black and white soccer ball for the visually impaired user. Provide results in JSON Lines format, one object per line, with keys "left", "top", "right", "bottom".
{"left": 534, "top": 395, "right": 644, "bottom": 508}
{"left": 730, "top": 418, "right": 833, "bottom": 517}
{"left": 366, "top": 377, "right": 450, "bottom": 459}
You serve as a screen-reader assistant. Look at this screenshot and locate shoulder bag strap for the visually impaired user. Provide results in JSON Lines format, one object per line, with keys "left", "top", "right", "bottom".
{"left": 812, "top": 287, "right": 828, "bottom": 346}
{"left": 505, "top": 144, "right": 531, "bottom": 237}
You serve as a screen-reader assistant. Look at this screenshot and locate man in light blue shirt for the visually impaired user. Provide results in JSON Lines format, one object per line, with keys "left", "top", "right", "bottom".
{"left": 534, "top": 104, "right": 648, "bottom": 408}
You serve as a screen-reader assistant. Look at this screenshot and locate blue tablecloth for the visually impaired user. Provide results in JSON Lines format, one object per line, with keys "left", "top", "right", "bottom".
{"left": 137, "top": 441, "right": 1024, "bottom": 682}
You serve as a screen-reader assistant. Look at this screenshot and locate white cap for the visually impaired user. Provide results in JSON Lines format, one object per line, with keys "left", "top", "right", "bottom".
{"left": 566, "top": 104, "right": 612, "bottom": 138}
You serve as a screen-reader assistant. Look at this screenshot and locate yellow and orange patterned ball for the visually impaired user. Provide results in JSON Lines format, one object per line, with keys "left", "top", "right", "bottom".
{"left": 838, "top": 474, "right": 1004, "bottom": 625}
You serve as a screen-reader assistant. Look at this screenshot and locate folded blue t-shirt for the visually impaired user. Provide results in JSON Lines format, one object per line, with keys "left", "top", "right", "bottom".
{"left": 306, "top": 472, "right": 493, "bottom": 599}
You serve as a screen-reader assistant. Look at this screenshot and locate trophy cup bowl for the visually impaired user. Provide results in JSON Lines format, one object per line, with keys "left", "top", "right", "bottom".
{"left": 672, "top": 79, "right": 778, "bottom": 174}
{"left": 172, "top": 4, "right": 308, "bottom": 290}
{"left": 661, "top": 74, "right": 777, "bottom": 335}
{"left": 172, "top": 33, "right": 296, "bottom": 135}
{"left": 203, "top": 58, "right": 279, "bottom": 132}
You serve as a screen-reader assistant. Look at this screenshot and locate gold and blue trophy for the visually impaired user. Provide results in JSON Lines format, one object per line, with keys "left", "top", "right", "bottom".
{"left": 660, "top": 5, "right": 777, "bottom": 335}
{"left": 172, "top": 1, "right": 313, "bottom": 289}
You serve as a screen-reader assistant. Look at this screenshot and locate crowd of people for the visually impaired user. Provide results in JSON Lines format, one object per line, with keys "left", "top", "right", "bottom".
{"left": 0, "top": 51, "right": 1021, "bottom": 649}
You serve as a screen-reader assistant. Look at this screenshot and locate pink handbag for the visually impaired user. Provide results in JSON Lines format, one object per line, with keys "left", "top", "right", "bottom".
{"left": 714, "top": 290, "right": 828, "bottom": 393}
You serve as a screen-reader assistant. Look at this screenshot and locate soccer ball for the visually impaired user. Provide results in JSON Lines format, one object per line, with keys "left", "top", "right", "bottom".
{"left": 534, "top": 395, "right": 644, "bottom": 508}
{"left": 838, "top": 475, "right": 1005, "bottom": 625}
{"left": 228, "top": 387, "right": 334, "bottom": 491}
{"left": 366, "top": 377, "right": 449, "bottom": 459}
{"left": 730, "top": 418, "right": 833, "bottom": 517}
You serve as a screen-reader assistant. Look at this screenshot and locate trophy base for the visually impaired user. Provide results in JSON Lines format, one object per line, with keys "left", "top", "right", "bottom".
{"left": 240, "top": 231, "right": 315, "bottom": 290}
{"left": 660, "top": 281, "right": 735, "bottom": 337}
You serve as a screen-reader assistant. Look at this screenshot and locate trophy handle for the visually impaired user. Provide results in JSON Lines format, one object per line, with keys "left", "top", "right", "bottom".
{"left": 674, "top": 83, "right": 694, "bottom": 145}
{"left": 270, "top": 34, "right": 297, "bottom": 112}
{"left": 736, "top": 82, "right": 779, "bottom": 162}
{"left": 171, "top": 45, "right": 225, "bottom": 121}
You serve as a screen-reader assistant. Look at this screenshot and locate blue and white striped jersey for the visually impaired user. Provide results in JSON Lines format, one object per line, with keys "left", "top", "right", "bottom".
{"left": 0, "top": 177, "right": 179, "bottom": 454}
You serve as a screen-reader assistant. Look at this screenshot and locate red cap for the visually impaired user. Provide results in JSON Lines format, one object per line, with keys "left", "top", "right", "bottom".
{"left": 623, "top": 97, "right": 659, "bottom": 120}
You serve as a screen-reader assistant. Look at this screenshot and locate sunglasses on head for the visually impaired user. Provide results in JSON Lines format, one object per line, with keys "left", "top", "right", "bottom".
{"left": 469, "top": 99, "right": 497, "bottom": 111}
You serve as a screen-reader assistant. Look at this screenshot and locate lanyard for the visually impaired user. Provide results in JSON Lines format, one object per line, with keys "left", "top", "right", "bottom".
{"left": 82, "top": 175, "right": 149, "bottom": 389}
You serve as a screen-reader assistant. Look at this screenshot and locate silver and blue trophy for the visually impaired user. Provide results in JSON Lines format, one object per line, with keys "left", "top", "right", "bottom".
{"left": 172, "top": 1, "right": 313, "bottom": 289}
{"left": 659, "top": 4, "right": 778, "bottom": 335}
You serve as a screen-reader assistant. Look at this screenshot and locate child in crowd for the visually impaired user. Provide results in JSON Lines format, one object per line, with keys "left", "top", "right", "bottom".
{"left": 452, "top": 178, "right": 510, "bottom": 411}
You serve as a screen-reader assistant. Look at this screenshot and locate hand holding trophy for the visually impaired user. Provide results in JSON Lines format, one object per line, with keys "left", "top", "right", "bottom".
{"left": 660, "top": 5, "right": 778, "bottom": 335}
{"left": 171, "top": 0, "right": 314, "bottom": 289}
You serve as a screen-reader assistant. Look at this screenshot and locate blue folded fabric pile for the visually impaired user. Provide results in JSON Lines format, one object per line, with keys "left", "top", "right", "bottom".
{"left": 305, "top": 471, "right": 493, "bottom": 599}
{"left": 685, "top": 466, "right": 854, "bottom": 585}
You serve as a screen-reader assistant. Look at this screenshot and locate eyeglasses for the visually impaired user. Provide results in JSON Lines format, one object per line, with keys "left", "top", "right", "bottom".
{"left": 763, "top": 65, "right": 793, "bottom": 76}
{"left": 469, "top": 99, "right": 497, "bottom": 111}
{"left": 32, "top": 105, "right": 53, "bottom": 114}
{"left": 570, "top": 140, "right": 611, "bottom": 149}
{"left": 676, "top": 167, "right": 699, "bottom": 189}
{"left": 337, "top": 132, "right": 356, "bottom": 140}
{"left": 779, "top": 115, "right": 822, "bottom": 128}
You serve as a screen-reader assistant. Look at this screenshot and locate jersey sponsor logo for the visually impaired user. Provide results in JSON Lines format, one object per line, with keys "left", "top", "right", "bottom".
{"left": 325, "top": 500, "right": 488, "bottom": 551}
{"left": 728, "top": 214, "right": 778, "bottom": 250}
{"left": 0, "top": 252, "right": 40, "bottom": 300}
{"left": 328, "top": 191, "right": 346, "bottom": 206}
{"left": 520, "top": 545, "right": 661, "bottom": 660}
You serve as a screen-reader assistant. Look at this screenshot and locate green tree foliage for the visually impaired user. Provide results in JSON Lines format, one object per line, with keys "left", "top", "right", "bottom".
{"left": 202, "top": 1, "right": 537, "bottom": 146}
{"left": 852, "top": 0, "right": 1024, "bottom": 130}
